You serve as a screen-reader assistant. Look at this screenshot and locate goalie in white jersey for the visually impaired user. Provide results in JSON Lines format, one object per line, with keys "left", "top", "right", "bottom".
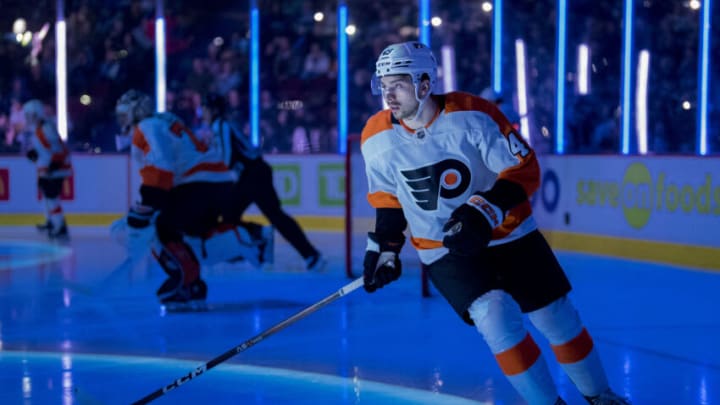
{"left": 115, "top": 89, "right": 258, "bottom": 309}
{"left": 360, "top": 42, "right": 629, "bottom": 405}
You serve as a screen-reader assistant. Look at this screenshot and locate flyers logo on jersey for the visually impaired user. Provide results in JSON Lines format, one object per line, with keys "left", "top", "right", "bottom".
{"left": 400, "top": 159, "right": 470, "bottom": 210}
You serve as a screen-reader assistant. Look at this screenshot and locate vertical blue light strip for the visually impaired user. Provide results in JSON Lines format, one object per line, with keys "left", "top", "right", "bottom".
{"left": 55, "top": 0, "right": 68, "bottom": 140}
{"left": 493, "top": 0, "right": 503, "bottom": 93}
{"left": 250, "top": 0, "right": 260, "bottom": 147}
{"left": 155, "top": 0, "right": 166, "bottom": 112}
{"left": 419, "top": 0, "right": 430, "bottom": 46}
{"left": 337, "top": 3, "right": 348, "bottom": 154}
{"left": 554, "top": 0, "right": 567, "bottom": 154}
{"left": 620, "top": 0, "right": 634, "bottom": 155}
{"left": 697, "top": 0, "right": 712, "bottom": 156}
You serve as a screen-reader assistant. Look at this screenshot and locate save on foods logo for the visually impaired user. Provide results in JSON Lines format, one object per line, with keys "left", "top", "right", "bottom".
{"left": 577, "top": 162, "right": 720, "bottom": 229}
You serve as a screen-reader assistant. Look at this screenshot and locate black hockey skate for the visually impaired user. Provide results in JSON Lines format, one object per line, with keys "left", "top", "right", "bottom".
{"left": 160, "top": 279, "right": 208, "bottom": 313}
{"left": 48, "top": 222, "right": 70, "bottom": 242}
{"left": 585, "top": 389, "right": 631, "bottom": 405}
{"left": 305, "top": 253, "right": 327, "bottom": 272}
{"left": 36, "top": 220, "right": 51, "bottom": 232}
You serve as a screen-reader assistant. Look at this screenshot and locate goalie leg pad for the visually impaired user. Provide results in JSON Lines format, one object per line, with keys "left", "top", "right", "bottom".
{"left": 109, "top": 216, "right": 156, "bottom": 256}
{"left": 201, "top": 224, "right": 262, "bottom": 267}
{"left": 154, "top": 241, "right": 200, "bottom": 287}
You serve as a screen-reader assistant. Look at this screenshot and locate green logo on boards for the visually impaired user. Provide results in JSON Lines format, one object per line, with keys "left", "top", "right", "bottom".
{"left": 318, "top": 163, "right": 345, "bottom": 206}
{"left": 272, "top": 164, "right": 301, "bottom": 206}
{"left": 577, "top": 162, "right": 720, "bottom": 229}
{"left": 621, "top": 163, "right": 653, "bottom": 228}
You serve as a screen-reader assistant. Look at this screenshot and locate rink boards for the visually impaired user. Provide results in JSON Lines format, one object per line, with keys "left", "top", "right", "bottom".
{"left": 0, "top": 153, "right": 718, "bottom": 271}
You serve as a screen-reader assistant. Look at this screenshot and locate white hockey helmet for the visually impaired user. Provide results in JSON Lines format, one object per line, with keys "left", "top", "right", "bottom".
{"left": 371, "top": 41, "right": 438, "bottom": 96}
{"left": 115, "top": 89, "right": 153, "bottom": 133}
{"left": 22, "top": 99, "right": 46, "bottom": 123}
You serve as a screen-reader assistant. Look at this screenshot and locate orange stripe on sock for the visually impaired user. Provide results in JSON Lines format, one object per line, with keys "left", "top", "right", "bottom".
{"left": 551, "top": 328, "right": 594, "bottom": 364}
{"left": 495, "top": 333, "right": 541, "bottom": 376}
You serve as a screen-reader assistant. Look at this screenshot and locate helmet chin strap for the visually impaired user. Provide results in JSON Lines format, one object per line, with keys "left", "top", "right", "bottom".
{"left": 410, "top": 82, "right": 431, "bottom": 123}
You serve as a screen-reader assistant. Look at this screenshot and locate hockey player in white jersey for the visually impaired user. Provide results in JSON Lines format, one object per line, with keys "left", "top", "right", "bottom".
{"left": 114, "top": 89, "right": 268, "bottom": 309}
{"left": 359, "top": 42, "right": 629, "bottom": 405}
{"left": 23, "top": 99, "right": 72, "bottom": 240}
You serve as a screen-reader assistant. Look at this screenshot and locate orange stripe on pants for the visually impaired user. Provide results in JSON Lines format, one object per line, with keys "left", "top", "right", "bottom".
{"left": 495, "top": 333, "right": 541, "bottom": 376}
{"left": 551, "top": 328, "right": 594, "bottom": 364}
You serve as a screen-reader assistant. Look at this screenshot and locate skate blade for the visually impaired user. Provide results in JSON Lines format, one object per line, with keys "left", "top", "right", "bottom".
{"left": 161, "top": 300, "right": 208, "bottom": 313}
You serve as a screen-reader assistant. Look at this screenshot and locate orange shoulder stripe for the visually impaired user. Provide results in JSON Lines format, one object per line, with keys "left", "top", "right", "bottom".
{"left": 444, "top": 91, "right": 515, "bottom": 136}
{"left": 139, "top": 166, "right": 174, "bottom": 190}
{"left": 367, "top": 191, "right": 401, "bottom": 209}
{"left": 132, "top": 127, "right": 150, "bottom": 154}
{"left": 36, "top": 125, "right": 51, "bottom": 149}
{"left": 360, "top": 110, "right": 393, "bottom": 146}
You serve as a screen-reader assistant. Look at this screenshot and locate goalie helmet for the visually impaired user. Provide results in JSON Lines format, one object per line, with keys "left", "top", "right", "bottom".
{"left": 115, "top": 90, "right": 153, "bottom": 134}
{"left": 371, "top": 41, "right": 438, "bottom": 96}
{"left": 22, "top": 99, "right": 46, "bottom": 124}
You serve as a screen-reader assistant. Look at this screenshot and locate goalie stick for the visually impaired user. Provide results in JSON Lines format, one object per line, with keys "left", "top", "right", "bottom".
{"left": 131, "top": 276, "right": 365, "bottom": 404}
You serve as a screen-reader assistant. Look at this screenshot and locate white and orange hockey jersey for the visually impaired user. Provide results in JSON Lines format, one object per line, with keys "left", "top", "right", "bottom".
{"left": 361, "top": 92, "right": 540, "bottom": 264}
{"left": 131, "top": 112, "right": 236, "bottom": 192}
{"left": 29, "top": 120, "right": 72, "bottom": 179}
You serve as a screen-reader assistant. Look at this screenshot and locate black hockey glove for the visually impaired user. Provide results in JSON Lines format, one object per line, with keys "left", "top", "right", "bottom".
{"left": 26, "top": 149, "right": 39, "bottom": 162}
{"left": 442, "top": 194, "right": 504, "bottom": 256}
{"left": 127, "top": 204, "right": 156, "bottom": 229}
{"left": 363, "top": 232, "right": 405, "bottom": 293}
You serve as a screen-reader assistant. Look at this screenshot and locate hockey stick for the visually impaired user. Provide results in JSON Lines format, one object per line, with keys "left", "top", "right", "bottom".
{"left": 131, "top": 276, "right": 365, "bottom": 404}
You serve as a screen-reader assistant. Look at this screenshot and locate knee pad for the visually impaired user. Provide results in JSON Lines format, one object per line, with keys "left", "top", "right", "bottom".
{"left": 527, "top": 296, "right": 583, "bottom": 344}
{"left": 468, "top": 290, "right": 526, "bottom": 353}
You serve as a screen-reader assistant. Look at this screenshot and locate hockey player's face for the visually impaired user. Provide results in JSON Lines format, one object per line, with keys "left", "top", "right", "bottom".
{"left": 380, "top": 75, "right": 419, "bottom": 120}
{"left": 116, "top": 112, "right": 133, "bottom": 136}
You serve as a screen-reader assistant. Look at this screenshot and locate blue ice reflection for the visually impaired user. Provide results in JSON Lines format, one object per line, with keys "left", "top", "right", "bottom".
{"left": 0, "top": 351, "right": 483, "bottom": 404}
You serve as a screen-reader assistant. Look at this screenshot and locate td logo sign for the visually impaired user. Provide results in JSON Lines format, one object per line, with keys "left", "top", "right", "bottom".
{"left": 577, "top": 162, "right": 720, "bottom": 229}
{"left": 273, "top": 164, "right": 301, "bottom": 205}
{"left": 272, "top": 162, "right": 346, "bottom": 208}
{"left": 318, "top": 163, "right": 344, "bottom": 206}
